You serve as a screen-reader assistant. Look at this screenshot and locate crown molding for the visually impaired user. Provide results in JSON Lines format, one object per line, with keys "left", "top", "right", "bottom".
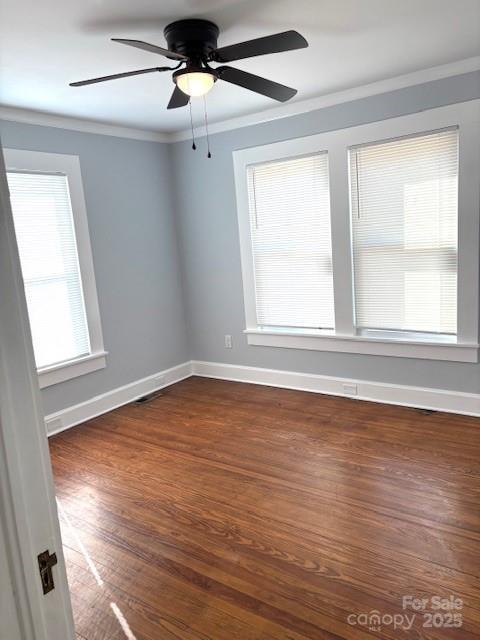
{"left": 170, "top": 56, "right": 480, "bottom": 142}
{"left": 1, "top": 57, "right": 479, "bottom": 144}
{"left": 0, "top": 106, "right": 170, "bottom": 143}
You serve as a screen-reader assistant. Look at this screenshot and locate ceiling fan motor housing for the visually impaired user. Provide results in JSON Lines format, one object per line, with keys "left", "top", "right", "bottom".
{"left": 164, "top": 19, "right": 219, "bottom": 64}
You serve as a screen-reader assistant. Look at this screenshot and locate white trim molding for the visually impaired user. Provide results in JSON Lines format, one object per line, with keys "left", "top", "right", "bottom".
{"left": 245, "top": 329, "right": 478, "bottom": 363}
{"left": 45, "top": 360, "right": 479, "bottom": 437}
{"left": 38, "top": 350, "right": 107, "bottom": 389}
{"left": 44, "top": 361, "right": 192, "bottom": 435}
{"left": 1, "top": 57, "right": 479, "bottom": 143}
{"left": 0, "top": 106, "right": 170, "bottom": 142}
{"left": 192, "top": 361, "right": 480, "bottom": 417}
{"left": 234, "top": 101, "right": 480, "bottom": 363}
{"left": 171, "top": 56, "right": 480, "bottom": 141}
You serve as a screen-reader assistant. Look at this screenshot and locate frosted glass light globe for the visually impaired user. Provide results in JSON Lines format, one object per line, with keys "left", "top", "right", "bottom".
{"left": 176, "top": 72, "right": 215, "bottom": 97}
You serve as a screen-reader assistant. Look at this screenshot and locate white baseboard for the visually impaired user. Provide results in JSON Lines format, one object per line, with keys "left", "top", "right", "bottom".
{"left": 192, "top": 360, "right": 480, "bottom": 417}
{"left": 45, "top": 361, "right": 193, "bottom": 435}
{"left": 45, "top": 359, "right": 479, "bottom": 436}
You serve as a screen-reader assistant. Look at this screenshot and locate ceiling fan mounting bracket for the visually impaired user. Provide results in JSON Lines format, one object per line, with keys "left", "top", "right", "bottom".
{"left": 164, "top": 19, "right": 219, "bottom": 62}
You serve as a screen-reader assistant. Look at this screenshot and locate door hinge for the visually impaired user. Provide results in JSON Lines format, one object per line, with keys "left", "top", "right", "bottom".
{"left": 37, "top": 549, "right": 58, "bottom": 595}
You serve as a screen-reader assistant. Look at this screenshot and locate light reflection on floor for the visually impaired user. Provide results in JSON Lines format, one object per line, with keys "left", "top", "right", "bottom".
{"left": 57, "top": 497, "right": 137, "bottom": 640}
{"left": 110, "top": 602, "right": 138, "bottom": 640}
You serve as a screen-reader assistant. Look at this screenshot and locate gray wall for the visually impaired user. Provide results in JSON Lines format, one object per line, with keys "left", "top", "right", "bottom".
{"left": 1, "top": 71, "right": 479, "bottom": 415}
{"left": 0, "top": 121, "right": 189, "bottom": 415}
{"left": 171, "top": 71, "right": 480, "bottom": 394}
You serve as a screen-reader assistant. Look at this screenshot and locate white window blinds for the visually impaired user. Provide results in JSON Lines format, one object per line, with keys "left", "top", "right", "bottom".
{"left": 247, "top": 153, "right": 334, "bottom": 329}
{"left": 7, "top": 171, "right": 91, "bottom": 369}
{"left": 350, "top": 129, "right": 458, "bottom": 335}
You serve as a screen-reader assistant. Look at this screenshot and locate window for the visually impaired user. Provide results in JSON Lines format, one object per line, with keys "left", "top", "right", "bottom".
{"left": 247, "top": 153, "right": 334, "bottom": 330}
{"left": 350, "top": 129, "right": 458, "bottom": 337}
{"left": 8, "top": 171, "right": 91, "bottom": 368}
{"left": 234, "top": 101, "right": 479, "bottom": 362}
{"left": 5, "top": 149, "right": 106, "bottom": 387}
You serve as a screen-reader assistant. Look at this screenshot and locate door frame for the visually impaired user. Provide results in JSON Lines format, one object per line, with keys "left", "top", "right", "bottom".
{"left": 0, "top": 139, "right": 75, "bottom": 639}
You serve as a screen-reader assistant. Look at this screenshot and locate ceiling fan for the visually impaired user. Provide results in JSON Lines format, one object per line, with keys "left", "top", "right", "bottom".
{"left": 70, "top": 19, "right": 308, "bottom": 109}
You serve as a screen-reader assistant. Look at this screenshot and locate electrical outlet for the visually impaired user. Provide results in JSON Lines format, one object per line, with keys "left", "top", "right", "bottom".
{"left": 224, "top": 334, "right": 233, "bottom": 349}
{"left": 343, "top": 383, "right": 358, "bottom": 396}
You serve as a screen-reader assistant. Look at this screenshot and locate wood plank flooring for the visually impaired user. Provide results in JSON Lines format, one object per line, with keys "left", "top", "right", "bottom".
{"left": 49, "top": 376, "right": 480, "bottom": 640}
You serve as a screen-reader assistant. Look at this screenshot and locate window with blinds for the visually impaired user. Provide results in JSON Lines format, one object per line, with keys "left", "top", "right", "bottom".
{"left": 350, "top": 129, "right": 458, "bottom": 336}
{"left": 247, "top": 153, "right": 334, "bottom": 329}
{"left": 7, "top": 171, "right": 91, "bottom": 369}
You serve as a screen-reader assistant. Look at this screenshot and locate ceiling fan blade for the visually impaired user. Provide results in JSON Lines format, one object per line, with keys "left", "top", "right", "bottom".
{"left": 70, "top": 67, "right": 171, "bottom": 87}
{"left": 217, "top": 66, "right": 296, "bottom": 102}
{"left": 167, "top": 85, "right": 190, "bottom": 109}
{"left": 211, "top": 30, "right": 307, "bottom": 63}
{"left": 111, "top": 38, "right": 188, "bottom": 61}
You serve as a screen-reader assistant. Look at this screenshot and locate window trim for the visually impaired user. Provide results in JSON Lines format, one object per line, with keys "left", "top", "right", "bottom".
{"left": 4, "top": 148, "right": 107, "bottom": 387}
{"left": 233, "top": 100, "right": 480, "bottom": 362}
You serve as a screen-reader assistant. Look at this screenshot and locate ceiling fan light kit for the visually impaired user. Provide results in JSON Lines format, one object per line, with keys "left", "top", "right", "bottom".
{"left": 174, "top": 69, "right": 217, "bottom": 97}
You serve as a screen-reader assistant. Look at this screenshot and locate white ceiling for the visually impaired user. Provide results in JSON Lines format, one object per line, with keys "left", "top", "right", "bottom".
{"left": 1, "top": 0, "right": 479, "bottom": 134}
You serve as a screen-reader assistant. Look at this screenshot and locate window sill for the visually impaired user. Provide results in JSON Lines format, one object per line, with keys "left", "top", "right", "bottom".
{"left": 244, "top": 329, "right": 478, "bottom": 362}
{"left": 38, "top": 351, "right": 108, "bottom": 388}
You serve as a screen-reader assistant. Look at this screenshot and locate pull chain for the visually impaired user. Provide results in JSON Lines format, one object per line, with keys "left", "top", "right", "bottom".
{"left": 203, "top": 95, "right": 212, "bottom": 158}
{"left": 189, "top": 99, "right": 196, "bottom": 150}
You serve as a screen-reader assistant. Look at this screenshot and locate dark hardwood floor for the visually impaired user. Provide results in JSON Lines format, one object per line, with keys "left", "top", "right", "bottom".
{"left": 49, "top": 376, "right": 480, "bottom": 640}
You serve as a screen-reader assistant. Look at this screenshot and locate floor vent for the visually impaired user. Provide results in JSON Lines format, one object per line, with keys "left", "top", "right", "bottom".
{"left": 133, "top": 391, "right": 163, "bottom": 405}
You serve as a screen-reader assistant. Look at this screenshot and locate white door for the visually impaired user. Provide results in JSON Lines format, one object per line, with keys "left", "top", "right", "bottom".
{"left": 0, "top": 141, "right": 75, "bottom": 640}
{"left": 0, "top": 501, "right": 23, "bottom": 640}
